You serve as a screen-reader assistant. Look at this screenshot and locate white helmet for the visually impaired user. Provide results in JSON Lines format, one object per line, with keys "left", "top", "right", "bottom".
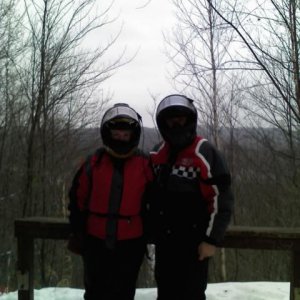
{"left": 101, "top": 103, "right": 141, "bottom": 158}
{"left": 156, "top": 94, "right": 197, "bottom": 149}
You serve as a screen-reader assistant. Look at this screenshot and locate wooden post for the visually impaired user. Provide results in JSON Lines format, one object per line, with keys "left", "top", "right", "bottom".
{"left": 17, "top": 236, "right": 34, "bottom": 300}
{"left": 291, "top": 250, "right": 300, "bottom": 300}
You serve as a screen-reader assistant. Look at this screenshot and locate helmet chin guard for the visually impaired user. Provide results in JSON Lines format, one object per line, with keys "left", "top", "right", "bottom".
{"left": 101, "top": 103, "right": 141, "bottom": 158}
{"left": 156, "top": 95, "right": 197, "bottom": 149}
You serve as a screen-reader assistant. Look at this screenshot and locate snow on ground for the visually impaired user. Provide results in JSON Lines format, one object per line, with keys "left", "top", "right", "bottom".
{"left": 0, "top": 282, "right": 290, "bottom": 300}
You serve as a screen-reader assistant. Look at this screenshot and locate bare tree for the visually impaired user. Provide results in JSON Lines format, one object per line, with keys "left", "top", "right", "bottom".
{"left": 207, "top": 0, "right": 300, "bottom": 222}
{"left": 19, "top": 0, "right": 125, "bottom": 218}
{"left": 17, "top": 0, "right": 130, "bottom": 286}
{"left": 0, "top": 0, "right": 131, "bottom": 288}
{"left": 207, "top": 0, "right": 300, "bottom": 152}
{"left": 0, "top": 0, "right": 26, "bottom": 290}
{"left": 165, "top": 0, "right": 239, "bottom": 145}
{"left": 205, "top": 0, "right": 300, "bottom": 282}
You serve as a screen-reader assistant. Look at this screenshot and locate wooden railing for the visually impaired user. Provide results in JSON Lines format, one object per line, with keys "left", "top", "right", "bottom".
{"left": 14, "top": 217, "right": 300, "bottom": 300}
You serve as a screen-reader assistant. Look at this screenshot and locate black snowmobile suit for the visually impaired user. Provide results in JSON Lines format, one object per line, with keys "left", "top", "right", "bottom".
{"left": 149, "top": 136, "right": 233, "bottom": 300}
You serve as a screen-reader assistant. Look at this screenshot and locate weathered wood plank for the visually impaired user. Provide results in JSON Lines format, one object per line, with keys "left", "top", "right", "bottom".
{"left": 225, "top": 226, "right": 300, "bottom": 239}
{"left": 15, "top": 218, "right": 70, "bottom": 239}
{"left": 14, "top": 218, "right": 300, "bottom": 242}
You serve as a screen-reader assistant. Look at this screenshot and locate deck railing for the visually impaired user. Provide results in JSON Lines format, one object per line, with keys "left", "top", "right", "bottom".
{"left": 14, "top": 217, "right": 300, "bottom": 300}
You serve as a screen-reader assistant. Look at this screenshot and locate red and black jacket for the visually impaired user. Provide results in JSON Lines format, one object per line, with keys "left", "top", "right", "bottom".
{"left": 149, "top": 136, "right": 233, "bottom": 245}
{"left": 68, "top": 148, "right": 153, "bottom": 241}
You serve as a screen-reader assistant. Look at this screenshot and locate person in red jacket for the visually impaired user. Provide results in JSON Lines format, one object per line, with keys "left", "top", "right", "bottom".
{"left": 68, "top": 103, "right": 153, "bottom": 300}
{"left": 148, "top": 94, "right": 234, "bottom": 300}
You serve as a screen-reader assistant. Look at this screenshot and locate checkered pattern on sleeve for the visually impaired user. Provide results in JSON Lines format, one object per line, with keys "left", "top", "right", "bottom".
{"left": 171, "top": 165, "right": 200, "bottom": 179}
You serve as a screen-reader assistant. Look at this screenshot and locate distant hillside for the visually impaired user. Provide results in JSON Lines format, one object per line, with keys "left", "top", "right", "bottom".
{"left": 74, "top": 125, "right": 291, "bottom": 156}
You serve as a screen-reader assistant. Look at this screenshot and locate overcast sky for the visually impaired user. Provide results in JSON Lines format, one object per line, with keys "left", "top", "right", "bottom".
{"left": 89, "top": 0, "right": 178, "bottom": 127}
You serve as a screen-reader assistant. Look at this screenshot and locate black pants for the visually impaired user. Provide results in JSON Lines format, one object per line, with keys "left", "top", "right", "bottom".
{"left": 155, "top": 237, "right": 209, "bottom": 300}
{"left": 82, "top": 235, "right": 146, "bottom": 300}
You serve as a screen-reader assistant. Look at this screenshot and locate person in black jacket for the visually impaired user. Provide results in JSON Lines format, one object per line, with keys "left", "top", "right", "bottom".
{"left": 149, "top": 94, "right": 234, "bottom": 300}
{"left": 68, "top": 103, "right": 152, "bottom": 300}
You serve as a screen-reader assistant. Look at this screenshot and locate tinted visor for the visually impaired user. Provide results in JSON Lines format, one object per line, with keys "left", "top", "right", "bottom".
{"left": 107, "top": 117, "right": 137, "bottom": 130}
